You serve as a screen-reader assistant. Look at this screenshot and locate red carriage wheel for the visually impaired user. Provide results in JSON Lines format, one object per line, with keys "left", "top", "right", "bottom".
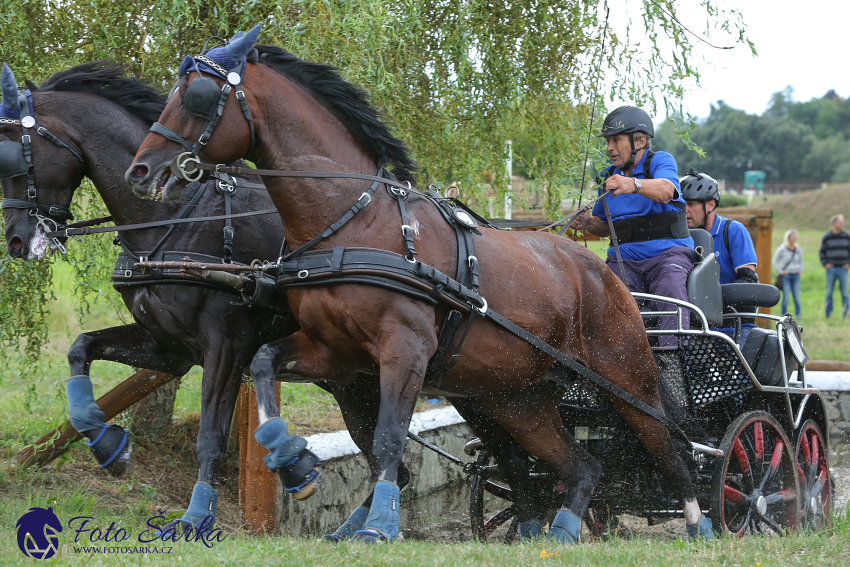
{"left": 794, "top": 420, "right": 833, "bottom": 530}
{"left": 709, "top": 411, "right": 800, "bottom": 536}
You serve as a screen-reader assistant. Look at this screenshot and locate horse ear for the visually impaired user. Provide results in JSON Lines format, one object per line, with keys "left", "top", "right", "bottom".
{"left": 1, "top": 63, "right": 20, "bottom": 113}
{"left": 25, "top": 79, "right": 38, "bottom": 92}
{"left": 226, "top": 24, "right": 261, "bottom": 63}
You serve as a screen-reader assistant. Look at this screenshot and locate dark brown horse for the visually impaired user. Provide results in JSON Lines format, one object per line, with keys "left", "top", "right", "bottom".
{"left": 127, "top": 26, "right": 710, "bottom": 543}
{"left": 0, "top": 60, "right": 419, "bottom": 535}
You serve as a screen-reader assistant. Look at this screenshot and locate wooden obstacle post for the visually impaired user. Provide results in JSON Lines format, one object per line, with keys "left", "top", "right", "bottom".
{"left": 15, "top": 369, "right": 176, "bottom": 468}
{"left": 237, "top": 381, "right": 281, "bottom": 534}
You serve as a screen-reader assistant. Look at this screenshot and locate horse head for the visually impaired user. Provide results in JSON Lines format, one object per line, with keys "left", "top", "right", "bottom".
{"left": 0, "top": 63, "right": 85, "bottom": 260}
{"left": 126, "top": 25, "right": 261, "bottom": 203}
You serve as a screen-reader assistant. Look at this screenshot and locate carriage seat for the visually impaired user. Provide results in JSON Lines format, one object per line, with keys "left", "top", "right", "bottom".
{"left": 685, "top": 229, "right": 723, "bottom": 328}
{"left": 740, "top": 327, "right": 795, "bottom": 386}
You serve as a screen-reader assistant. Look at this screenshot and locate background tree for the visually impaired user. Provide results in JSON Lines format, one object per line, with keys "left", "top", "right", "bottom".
{"left": 0, "top": 0, "right": 751, "bottom": 372}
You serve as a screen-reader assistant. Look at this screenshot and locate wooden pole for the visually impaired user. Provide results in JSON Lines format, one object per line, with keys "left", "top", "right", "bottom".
{"left": 238, "top": 381, "right": 281, "bottom": 534}
{"left": 14, "top": 369, "right": 176, "bottom": 468}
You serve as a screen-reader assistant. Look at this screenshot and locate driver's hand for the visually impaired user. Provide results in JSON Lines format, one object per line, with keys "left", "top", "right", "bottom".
{"left": 570, "top": 211, "right": 589, "bottom": 231}
{"left": 604, "top": 174, "right": 637, "bottom": 197}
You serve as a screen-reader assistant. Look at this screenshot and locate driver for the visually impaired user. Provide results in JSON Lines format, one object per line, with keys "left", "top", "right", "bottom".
{"left": 573, "top": 106, "right": 695, "bottom": 345}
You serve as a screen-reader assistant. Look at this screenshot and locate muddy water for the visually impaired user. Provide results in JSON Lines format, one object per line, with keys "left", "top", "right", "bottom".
{"left": 398, "top": 440, "right": 850, "bottom": 543}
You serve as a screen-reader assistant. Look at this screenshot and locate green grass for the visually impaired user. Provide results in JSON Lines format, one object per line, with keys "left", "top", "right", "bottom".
{"left": 0, "top": 496, "right": 848, "bottom": 566}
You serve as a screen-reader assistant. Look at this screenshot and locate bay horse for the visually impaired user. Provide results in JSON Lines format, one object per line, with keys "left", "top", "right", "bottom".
{"left": 127, "top": 26, "right": 713, "bottom": 543}
{"left": 0, "top": 60, "right": 417, "bottom": 534}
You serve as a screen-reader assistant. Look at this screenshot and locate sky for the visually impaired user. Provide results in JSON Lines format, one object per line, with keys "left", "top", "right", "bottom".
{"left": 606, "top": 0, "right": 850, "bottom": 120}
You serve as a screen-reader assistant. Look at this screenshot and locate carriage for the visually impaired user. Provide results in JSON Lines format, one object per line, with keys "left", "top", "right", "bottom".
{"left": 463, "top": 228, "right": 832, "bottom": 540}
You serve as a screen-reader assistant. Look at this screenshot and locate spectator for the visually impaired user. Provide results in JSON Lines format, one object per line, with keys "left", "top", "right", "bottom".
{"left": 820, "top": 214, "right": 850, "bottom": 318}
{"left": 773, "top": 229, "right": 803, "bottom": 318}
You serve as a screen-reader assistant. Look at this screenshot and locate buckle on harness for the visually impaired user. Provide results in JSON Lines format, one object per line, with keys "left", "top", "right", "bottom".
{"left": 468, "top": 255, "right": 478, "bottom": 267}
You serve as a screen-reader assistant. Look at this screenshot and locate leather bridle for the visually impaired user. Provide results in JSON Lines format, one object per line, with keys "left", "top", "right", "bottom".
{"left": 0, "top": 89, "right": 84, "bottom": 251}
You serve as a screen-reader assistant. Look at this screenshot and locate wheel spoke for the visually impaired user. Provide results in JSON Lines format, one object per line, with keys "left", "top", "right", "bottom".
{"left": 483, "top": 505, "right": 517, "bottom": 537}
{"left": 733, "top": 438, "right": 751, "bottom": 474}
{"left": 735, "top": 510, "right": 752, "bottom": 537}
{"left": 760, "top": 440, "right": 784, "bottom": 492}
{"left": 765, "top": 488, "right": 797, "bottom": 505}
{"left": 811, "top": 435, "right": 819, "bottom": 468}
{"left": 754, "top": 421, "right": 764, "bottom": 462}
{"left": 809, "top": 478, "right": 825, "bottom": 500}
{"left": 724, "top": 485, "right": 746, "bottom": 504}
{"left": 801, "top": 431, "right": 811, "bottom": 464}
{"left": 761, "top": 514, "right": 785, "bottom": 536}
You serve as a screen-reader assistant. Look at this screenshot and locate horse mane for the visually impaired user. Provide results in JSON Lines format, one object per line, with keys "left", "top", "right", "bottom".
{"left": 255, "top": 45, "right": 418, "bottom": 173}
{"left": 34, "top": 60, "right": 166, "bottom": 125}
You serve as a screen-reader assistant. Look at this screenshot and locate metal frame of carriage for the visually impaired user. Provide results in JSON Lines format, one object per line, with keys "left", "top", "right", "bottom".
{"left": 463, "top": 289, "right": 833, "bottom": 542}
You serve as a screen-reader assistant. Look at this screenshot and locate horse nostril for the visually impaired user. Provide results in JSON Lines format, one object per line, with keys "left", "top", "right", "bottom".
{"left": 9, "top": 237, "right": 23, "bottom": 258}
{"left": 132, "top": 165, "right": 149, "bottom": 179}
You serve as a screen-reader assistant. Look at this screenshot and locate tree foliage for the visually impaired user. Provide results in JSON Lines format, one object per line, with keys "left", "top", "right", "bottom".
{"left": 656, "top": 87, "right": 850, "bottom": 182}
{"left": 0, "top": 0, "right": 751, "bottom": 372}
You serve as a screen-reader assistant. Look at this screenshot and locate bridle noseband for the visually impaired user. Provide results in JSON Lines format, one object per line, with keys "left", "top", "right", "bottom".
{"left": 0, "top": 89, "right": 84, "bottom": 252}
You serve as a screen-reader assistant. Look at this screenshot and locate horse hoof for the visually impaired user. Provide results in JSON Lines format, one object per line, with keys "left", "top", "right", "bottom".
{"left": 352, "top": 529, "right": 386, "bottom": 544}
{"left": 280, "top": 449, "right": 321, "bottom": 500}
{"left": 686, "top": 515, "right": 715, "bottom": 541}
{"left": 322, "top": 505, "right": 369, "bottom": 542}
{"left": 87, "top": 424, "right": 132, "bottom": 477}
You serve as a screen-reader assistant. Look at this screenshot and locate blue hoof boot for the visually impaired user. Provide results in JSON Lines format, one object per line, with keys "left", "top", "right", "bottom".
{"left": 546, "top": 510, "right": 581, "bottom": 545}
{"left": 182, "top": 482, "right": 218, "bottom": 528}
{"left": 518, "top": 519, "right": 543, "bottom": 541}
{"left": 356, "top": 481, "right": 400, "bottom": 543}
{"left": 254, "top": 418, "right": 320, "bottom": 500}
{"left": 86, "top": 424, "right": 132, "bottom": 477}
{"left": 323, "top": 506, "right": 368, "bottom": 542}
{"left": 686, "top": 515, "right": 715, "bottom": 541}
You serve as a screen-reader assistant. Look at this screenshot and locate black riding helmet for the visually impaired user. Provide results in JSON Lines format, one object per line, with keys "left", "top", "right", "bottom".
{"left": 597, "top": 106, "right": 655, "bottom": 138}
{"left": 597, "top": 106, "right": 654, "bottom": 175}
{"left": 681, "top": 168, "right": 720, "bottom": 230}
{"left": 681, "top": 168, "right": 720, "bottom": 204}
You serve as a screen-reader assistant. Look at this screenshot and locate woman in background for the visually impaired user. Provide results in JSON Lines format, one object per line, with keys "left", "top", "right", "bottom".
{"left": 773, "top": 229, "right": 804, "bottom": 318}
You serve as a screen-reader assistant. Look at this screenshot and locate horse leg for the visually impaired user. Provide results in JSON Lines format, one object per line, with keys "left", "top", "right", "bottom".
{"left": 249, "top": 332, "right": 348, "bottom": 500}
{"left": 158, "top": 336, "right": 251, "bottom": 532}
{"left": 66, "top": 324, "right": 192, "bottom": 477}
{"left": 449, "top": 396, "right": 547, "bottom": 541}
{"left": 319, "top": 376, "right": 412, "bottom": 542}
{"left": 477, "top": 382, "right": 602, "bottom": 544}
{"left": 350, "top": 328, "right": 434, "bottom": 544}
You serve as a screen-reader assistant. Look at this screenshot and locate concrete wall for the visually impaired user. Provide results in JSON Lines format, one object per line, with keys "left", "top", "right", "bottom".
{"left": 276, "top": 407, "right": 472, "bottom": 536}
{"left": 799, "top": 372, "right": 850, "bottom": 441}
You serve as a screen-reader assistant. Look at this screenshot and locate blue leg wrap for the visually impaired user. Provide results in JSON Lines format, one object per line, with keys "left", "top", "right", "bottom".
{"left": 67, "top": 376, "right": 105, "bottom": 434}
{"left": 355, "top": 481, "right": 401, "bottom": 543}
{"left": 180, "top": 482, "right": 218, "bottom": 528}
{"left": 686, "top": 515, "right": 715, "bottom": 541}
{"left": 517, "top": 519, "right": 543, "bottom": 541}
{"left": 546, "top": 510, "right": 581, "bottom": 545}
{"left": 253, "top": 417, "right": 308, "bottom": 471}
{"left": 323, "top": 506, "right": 369, "bottom": 542}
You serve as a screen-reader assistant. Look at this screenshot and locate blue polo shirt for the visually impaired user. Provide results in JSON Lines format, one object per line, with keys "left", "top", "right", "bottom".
{"left": 593, "top": 150, "right": 694, "bottom": 261}
{"left": 709, "top": 213, "right": 758, "bottom": 284}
